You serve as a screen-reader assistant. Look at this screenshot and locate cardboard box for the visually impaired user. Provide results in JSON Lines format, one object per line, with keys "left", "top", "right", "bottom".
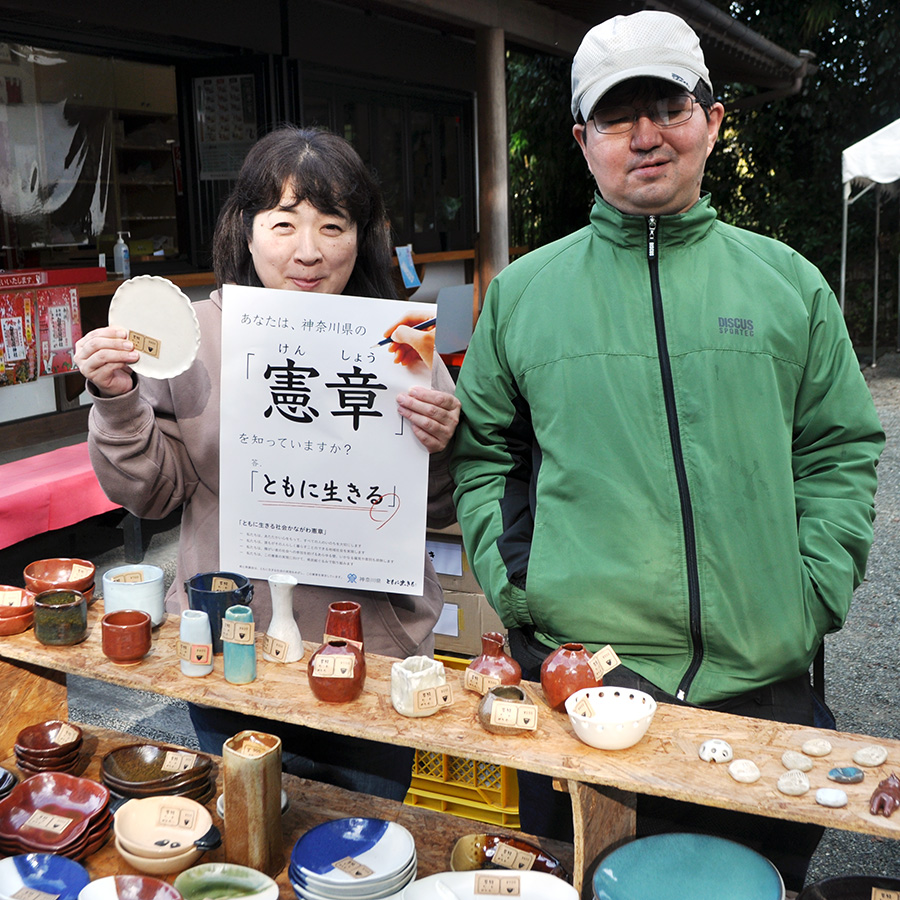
{"left": 434, "top": 589, "right": 505, "bottom": 657}
{"left": 426, "top": 524, "right": 482, "bottom": 594}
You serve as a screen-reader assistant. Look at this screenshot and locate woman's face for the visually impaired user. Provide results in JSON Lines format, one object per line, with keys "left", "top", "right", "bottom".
{"left": 249, "top": 190, "right": 359, "bottom": 295}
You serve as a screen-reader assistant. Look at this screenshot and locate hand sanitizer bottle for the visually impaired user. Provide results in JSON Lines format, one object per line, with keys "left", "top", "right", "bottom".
{"left": 114, "top": 231, "right": 131, "bottom": 278}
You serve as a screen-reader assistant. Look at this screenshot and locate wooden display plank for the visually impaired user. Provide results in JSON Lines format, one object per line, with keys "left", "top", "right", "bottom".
{"left": 0, "top": 657, "right": 67, "bottom": 750}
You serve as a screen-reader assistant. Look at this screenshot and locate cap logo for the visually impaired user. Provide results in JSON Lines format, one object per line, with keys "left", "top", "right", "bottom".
{"left": 670, "top": 73, "right": 689, "bottom": 86}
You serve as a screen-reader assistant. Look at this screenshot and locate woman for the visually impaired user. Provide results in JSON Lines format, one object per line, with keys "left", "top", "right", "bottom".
{"left": 74, "top": 127, "right": 460, "bottom": 799}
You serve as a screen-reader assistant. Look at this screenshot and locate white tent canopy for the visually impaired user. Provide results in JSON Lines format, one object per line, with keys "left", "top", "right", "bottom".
{"left": 840, "top": 118, "right": 900, "bottom": 365}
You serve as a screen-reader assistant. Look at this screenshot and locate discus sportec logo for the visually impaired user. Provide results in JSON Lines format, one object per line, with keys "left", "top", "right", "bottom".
{"left": 718, "top": 316, "right": 754, "bottom": 337}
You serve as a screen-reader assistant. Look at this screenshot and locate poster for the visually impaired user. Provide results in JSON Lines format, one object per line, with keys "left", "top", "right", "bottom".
{"left": 36, "top": 286, "right": 82, "bottom": 375}
{"left": 0, "top": 290, "right": 37, "bottom": 386}
{"left": 220, "top": 284, "right": 438, "bottom": 594}
{"left": 193, "top": 74, "right": 257, "bottom": 181}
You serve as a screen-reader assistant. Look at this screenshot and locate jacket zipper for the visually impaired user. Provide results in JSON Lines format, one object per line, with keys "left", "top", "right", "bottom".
{"left": 646, "top": 215, "right": 703, "bottom": 701}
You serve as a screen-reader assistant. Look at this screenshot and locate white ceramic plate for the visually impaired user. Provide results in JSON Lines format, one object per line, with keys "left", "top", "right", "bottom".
{"left": 398, "top": 870, "right": 577, "bottom": 900}
{"left": 108, "top": 275, "right": 200, "bottom": 379}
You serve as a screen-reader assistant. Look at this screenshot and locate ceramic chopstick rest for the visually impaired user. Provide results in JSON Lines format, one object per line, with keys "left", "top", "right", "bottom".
{"left": 223, "top": 730, "right": 283, "bottom": 877}
{"left": 391, "top": 656, "right": 452, "bottom": 717}
{"left": 728, "top": 759, "right": 761, "bottom": 784}
{"left": 777, "top": 769, "right": 811, "bottom": 796}
{"left": 698, "top": 739, "right": 733, "bottom": 763}
{"left": 870, "top": 773, "right": 900, "bottom": 817}
{"left": 801, "top": 738, "right": 832, "bottom": 757}
{"left": 853, "top": 744, "right": 888, "bottom": 767}
{"left": 828, "top": 766, "right": 864, "bottom": 784}
{"left": 262, "top": 573, "right": 302, "bottom": 663}
{"left": 781, "top": 750, "right": 814, "bottom": 772}
{"left": 222, "top": 605, "right": 256, "bottom": 684}
{"left": 816, "top": 787, "right": 848, "bottom": 808}
{"left": 179, "top": 610, "right": 214, "bottom": 676}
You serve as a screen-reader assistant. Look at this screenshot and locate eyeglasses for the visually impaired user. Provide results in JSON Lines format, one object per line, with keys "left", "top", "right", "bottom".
{"left": 590, "top": 95, "right": 698, "bottom": 134}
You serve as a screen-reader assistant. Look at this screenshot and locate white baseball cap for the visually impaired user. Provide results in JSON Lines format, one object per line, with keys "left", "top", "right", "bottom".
{"left": 571, "top": 10, "right": 712, "bottom": 121}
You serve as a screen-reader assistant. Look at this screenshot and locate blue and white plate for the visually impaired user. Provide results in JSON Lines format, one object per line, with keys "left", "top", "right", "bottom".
{"left": 0, "top": 853, "right": 90, "bottom": 900}
{"left": 290, "top": 856, "right": 417, "bottom": 898}
{"left": 593, "top": 833, "right": 784, "bottom": 900}
{"left": 291, "top": 818, "right": 415, "bottom": 886}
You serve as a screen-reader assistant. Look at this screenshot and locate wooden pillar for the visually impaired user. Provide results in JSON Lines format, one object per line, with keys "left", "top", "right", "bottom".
{"left": 475, "top": 26, "right": 509, "bottom": 311}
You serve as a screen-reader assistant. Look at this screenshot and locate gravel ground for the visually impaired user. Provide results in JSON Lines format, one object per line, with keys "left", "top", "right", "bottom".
{"left": 65, "top": 352, "right": 900, "bottom": 885}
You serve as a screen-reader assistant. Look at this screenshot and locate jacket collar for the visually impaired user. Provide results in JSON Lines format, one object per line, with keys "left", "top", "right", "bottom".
{"left": 589, "top": 191, "right": 718, "bottom": 250}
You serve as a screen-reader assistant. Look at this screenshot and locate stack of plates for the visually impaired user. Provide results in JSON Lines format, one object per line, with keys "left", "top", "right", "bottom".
{"left": 0, "top": 772, "right": 112, "bottom": 862}
{"left": 15, "top": 720, "right": 83, "bottom": 774}
{"left": 403, "top": 871, "right": 578, "bottom": 899}
{"left": 289, "top": 818, "right": 417, "bottom": 900}
{"left": 101, "top": 743, "right": 215, "bottom": 804}
{"left": 0, "top": 853, "right": 90, "bottom": 900}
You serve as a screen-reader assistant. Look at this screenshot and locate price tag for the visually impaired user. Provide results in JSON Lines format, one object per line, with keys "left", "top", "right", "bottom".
{"left": 161, "top": 751, "right": 198, "bottom": 773}
{"left": 12, "top": 889, "right": 59, "bottom": 900}
{"left": 312, "top": 655, "right": 355, "bottom": 678}
{"left": 332, "top": 857, "right": 374, "bottom": 879}
{"left": 0, "top": 588, "right": 23, "bottom": 606}
{"left": 573, "top": 696, "right": 595, "bottom": 719}
{"left": 489, "top": 700, "right": 538, "bottom": 731}
{"left": 413, "top": 683, "right": 455, "bottom": 713}
{"left": 70, "top": 564, "right": 93, "bottom": 580}
{"left": 588, "top": 644, "right": 621, "bottom": 680}
{"left": 53, "top": 723, "right": 80, "bottom": 745}
{"left": 177, "top": 640, "right": 212, "bottom": 665}
{"left": 474, "top": 873, "right": 521, "bottom": 895}
{"left": 323, "top": 632, "right": 363, "bottom": 651}
{"left": 464, "top": 668, "right": 501, "bottom": 695}
{"left": 128, "top": 329, "right": 161, "bottom": 358}
{"left": 873, "top": 891, "right": 900, "bottom": 900}
{"left": 110, "top": 570, "right": 144, "bottom": 583}
{"left": 220, "top": 619, "right": 255, "bottom": 644}
{"left": 23, "top": 810, "right": 73, "bottom": 835}
{"left": 492, "top": 841, "right": 536, "bottom": 870}
{"left": 210, "top": 576, "right": 237, "bottom": 592}
{"left": 235, "top": 740, "right": 268, "bottom": 759}
{"left": 263, "top": 633, "right": 289, "bottom": 661}
{"left": 158, "top": 806, "right": 197, "bottom": 829}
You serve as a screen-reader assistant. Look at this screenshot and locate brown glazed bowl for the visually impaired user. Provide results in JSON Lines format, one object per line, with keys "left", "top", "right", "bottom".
{"left": 101, "top": 609, "right": 152, "bottom": 665}
{"left": 0, "top": 609, "right": 34, "bottom": 635}
{"left": 24, "top": 558, "right": 95, "bottom": 595}
{"left": 15, "top": 720, "right": 83, "bottom": 758}
{"left": 0, "top": 586, "right": 35, "bottom": 617}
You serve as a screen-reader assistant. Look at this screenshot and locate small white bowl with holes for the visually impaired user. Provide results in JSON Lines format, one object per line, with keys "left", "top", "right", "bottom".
{"left": 564, "top": 686, "right": 658, "bottom": 750}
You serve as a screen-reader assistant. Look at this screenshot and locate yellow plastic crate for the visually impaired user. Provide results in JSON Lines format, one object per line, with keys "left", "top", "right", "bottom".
{"left": 404, "top": 653, "right": 520, "bottom": 827}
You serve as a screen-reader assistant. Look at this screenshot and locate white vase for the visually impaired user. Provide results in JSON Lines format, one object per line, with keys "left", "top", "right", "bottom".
{"left": 391, "top": 655, "right": 448, "bottom": 717}
{"left": 179, "top": 609, "right": 214, "bottom": 676}
{"left": 263, "top": 573, "right": 303, "bottom": 663}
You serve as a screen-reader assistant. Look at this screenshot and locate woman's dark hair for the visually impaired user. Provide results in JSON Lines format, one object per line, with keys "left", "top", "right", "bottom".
{"left": 213, "top": 126, "right": 395, "bottom": 298}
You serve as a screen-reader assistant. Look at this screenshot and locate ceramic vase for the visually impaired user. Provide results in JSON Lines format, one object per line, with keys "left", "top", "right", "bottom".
{"left": 263, "top": 573, "right": 302, "bottom": 663}
{"left": 540, "top": 642, "right": 601, "bottom": 712}
{"left": 179, "top": 609, "right": 214, "bottom": 676}
{"left": 223, "top": 730, "right": 284, "bottom": 877}
{"left": 465, "top": 631, "right": 521, "bottom": 692}
{"left": 308, "top": 639, "right": 366, "bottom": 702}
{"left": 391, "top": 655, "right": 448, "bottom": 717}
{"left": 223, "top": 604, "right": 257, "bottom": 684}
{"left": 324, "top": 600, "right": 364, "bottom": 650}
{"left": 184, "top": 570, "right": 253, "bottom": 654}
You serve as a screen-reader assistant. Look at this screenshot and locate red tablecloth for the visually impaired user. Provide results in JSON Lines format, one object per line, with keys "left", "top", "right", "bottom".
{"left": 0, "top": 442, "right": 120, "bottom": 549}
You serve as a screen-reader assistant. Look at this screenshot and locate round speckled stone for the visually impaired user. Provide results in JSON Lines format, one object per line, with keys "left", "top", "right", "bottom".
{"left": 815, "top": 787, "right": 848, "bottom": 808}
{"left": 828, "top": 766, "right": 864, "bottom": 784}
{"left": 728, "top": 759, "right": 761, "bottom": 784}
{"left": 781, "top": 750, "right": 814, "bottom": 772}
{"left": 853, "top": 744, "right": 888, "bottom": 767}
{"left": 777, "top": 769, "right": 811, "bottom": 796}
{"left": 801, "top": 738, "right": 832, "bottom": 757}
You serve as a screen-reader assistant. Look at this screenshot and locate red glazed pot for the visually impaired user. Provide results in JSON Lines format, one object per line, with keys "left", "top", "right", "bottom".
{"left": 540, "top": 642, "right": 601, "bottom": 712}
{"left": 323, "top": 600, "right": 363, "bottom": 650}
{"left": 467, "top": 631, "right": 521, "bottom": 686}
{"left": 307, "top": 640, "right": 366, "bottom": 702}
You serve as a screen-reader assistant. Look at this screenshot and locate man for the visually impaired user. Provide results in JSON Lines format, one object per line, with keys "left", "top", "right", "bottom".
{"left": 450, "top": 10, "right": 883, "bottom": 890}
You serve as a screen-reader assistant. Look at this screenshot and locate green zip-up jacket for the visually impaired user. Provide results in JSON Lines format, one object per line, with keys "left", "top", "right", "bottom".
{"left": 451, "top": 194, "right": 884, "bottom": 704}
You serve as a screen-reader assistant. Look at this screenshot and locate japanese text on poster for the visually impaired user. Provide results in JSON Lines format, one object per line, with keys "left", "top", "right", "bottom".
{"left": 219, "top": 284, "right": 436, "bottom": 594}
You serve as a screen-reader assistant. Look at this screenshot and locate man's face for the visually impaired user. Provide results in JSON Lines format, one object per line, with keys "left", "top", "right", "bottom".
{"left": 572, "top": 79, "right": 724, "bottom": 217}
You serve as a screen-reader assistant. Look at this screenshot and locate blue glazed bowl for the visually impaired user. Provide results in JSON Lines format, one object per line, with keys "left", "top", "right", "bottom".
{"left": 593, "top": 833, "right": 784, "bottom": 900}
{"left": 0, "top": 853, "right": 89, "bottom": 900}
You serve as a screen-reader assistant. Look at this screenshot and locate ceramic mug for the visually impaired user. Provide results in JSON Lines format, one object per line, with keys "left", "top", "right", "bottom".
{"left": 185, "top": 571, "right": 253, "bottom": 655}
{"left": 101, "top": 609, "right": 152, "bottom": 665}
{"left": 101, "top": 564, "right": 166, "bottom": 626}
{"left": 33, "top": 589, "right": 88, "bottom": 646}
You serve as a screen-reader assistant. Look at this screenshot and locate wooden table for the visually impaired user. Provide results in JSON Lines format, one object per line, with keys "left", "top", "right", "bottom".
{"left": 2, "top": 602, "right": 900, "bottom": 897}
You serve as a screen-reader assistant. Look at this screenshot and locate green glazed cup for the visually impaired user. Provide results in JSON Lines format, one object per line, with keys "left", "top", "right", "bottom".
{"left": 33, "top": 589, "right": 88, "bottom": 645}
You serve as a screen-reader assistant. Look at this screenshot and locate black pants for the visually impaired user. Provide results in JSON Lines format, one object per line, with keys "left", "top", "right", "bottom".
{"left": 508, "top": 626, "right": 832, "bottom": 893}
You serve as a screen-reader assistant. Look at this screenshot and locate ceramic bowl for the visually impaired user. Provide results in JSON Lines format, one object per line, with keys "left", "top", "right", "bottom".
{"left": 114, "top": 795, "right": 219, "bottom": 859}
{"left": 33, "top": 589, "right": 88, "bottom": 645}
{"left": 0, "top": 853, "right": 90, "bottom": 900}
{"left": 564, "top": 686, "right": 657, "bottom": 751}
{"left": 450, "top": 833, "right": 570, "bottom": 880}
{"left": 401, "top": 871, "right": 577, "bottom": 900}
{"left": 101, "top": 565, "right": 166, "bottom": 627}
{"left": 0, "top": 608, "right": 34, "bottom": 635}
{"left": 101, "top": 744, "right": 212, "bottom": 791}
{"left": 76, "top": 874, "right": 183, "bottom": 900}
{"left": 24, "top": 558, "right": 96, "bottom": 594}
{"left": 101, "top": 609, "right": 153, "bottom": 665}
{"left": 174, "top": 863, "right": 278, "bottom": 900}
{"left": 16, "top": 719, "right": 83, "bottom": 757}
{"left": 0, "top": 586, "right": 35, "bottom": 617}
{"left": 797, "top": 876, "right": 900, "bottom": 899}
{"left": 114, "top": 835, "right": 203, "bottom": 876}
